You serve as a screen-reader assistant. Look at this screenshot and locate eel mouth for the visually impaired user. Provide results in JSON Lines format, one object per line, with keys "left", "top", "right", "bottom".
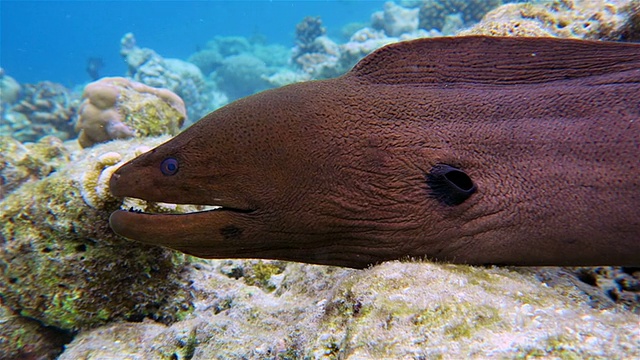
{"left": 119, "top": 200, "right": 253, "bottom": 216}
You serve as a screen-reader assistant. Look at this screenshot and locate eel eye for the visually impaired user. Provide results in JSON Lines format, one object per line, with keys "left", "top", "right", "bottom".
{"left": 426, "top": 164, "right": 476, "bottom": 206}
{"left": 160, "top": 157, "right": 179, "bottom": 176}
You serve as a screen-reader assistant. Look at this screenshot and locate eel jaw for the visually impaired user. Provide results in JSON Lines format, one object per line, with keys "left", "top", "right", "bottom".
{"left": 108, "top": 205, "right": 257, "bottom": 257}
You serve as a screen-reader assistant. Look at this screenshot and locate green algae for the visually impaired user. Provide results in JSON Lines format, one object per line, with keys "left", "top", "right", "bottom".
{"left": 514, "top": 335, "right": 588, "bottom": 360}
{"left": 242, "top": 260, "right": 287, "bottom": 292}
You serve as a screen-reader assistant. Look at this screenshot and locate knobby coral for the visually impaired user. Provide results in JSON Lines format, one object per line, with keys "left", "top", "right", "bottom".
{"left": 75, "top": 77, "right": 186, "bottom": 148}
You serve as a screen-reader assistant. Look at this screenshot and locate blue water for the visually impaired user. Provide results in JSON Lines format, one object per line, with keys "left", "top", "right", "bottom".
{"left": 1, "top": 1, "right": 384, "bottom": 87}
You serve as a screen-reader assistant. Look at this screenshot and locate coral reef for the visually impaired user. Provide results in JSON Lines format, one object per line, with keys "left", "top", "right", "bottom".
{"left": 464, "top": 0, "right": 634, "bottom": 40}
{"left": 371, "top": 1, "right": 420, "bottom": 36}
{"left": 418, "top": 0, "right": 503, "bottom": 32}
{"left": 0, "top": 135, "right": 70, "bottom": 200}
{"left": 59, "top": 261, "right": 639, "bottom": 358}
{"left": 0, "top": 68, "right": 21, "bottom": 104}
{"left": 0, "top": 137, "right": 194, "bottom": 332}
{"left": 303, "top": 25, "right": 435, "bottom": 80}
{"left": 187, "top": 48, "right": 224, "bottom": 77}
{"left": 75, "top": 77, "right": 186, "bottom": 148}
{"left": 292, "top": 16, "right": 328, "bottom": 60}
{"left": 291, "top": 12, "right": 438, "bottom": 80}
{"left": 335, "top": 27, "right": 401, "bottom": 77}
{"left": 188, "top": 35, "right": 290, "bottom": 102}
{"left": 291, "top": 16, "right": 342, "bottom": 76}
{"left": 214, "top": 54, "right": 272, "bottom": 100}
{"left": 5, "top": 81, "right": 79, "bottom": 142}
{"left": 3, "top": 2, "right": 639, "bottom": 357}
{"left": 262, "top": 69, "right": 311, "bottom": 88}
{"left": 120, "top": 32, "right": 212, "bottom": 120}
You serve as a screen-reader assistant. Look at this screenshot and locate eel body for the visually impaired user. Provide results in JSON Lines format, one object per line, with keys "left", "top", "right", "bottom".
{"left": 109, "top": 36, "right": 640, "bottom": 268}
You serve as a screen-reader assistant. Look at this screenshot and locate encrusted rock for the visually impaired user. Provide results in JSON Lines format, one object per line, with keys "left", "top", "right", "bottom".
{"left": 59, "top": 261, "right": 640, "bottom": 358}
{"left": 0, "top": 135, "right": 70, "bottom": 199}
{"left": 0, "top": 302, "right": 72, "bottom": 359}
{"left": 0, "top": 138, "right": 194, "bottom": 330}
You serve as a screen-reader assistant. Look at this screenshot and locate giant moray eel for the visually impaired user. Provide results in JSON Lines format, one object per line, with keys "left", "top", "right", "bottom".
{"left": 109, "top": 36, "right": 640, "bottom": 268}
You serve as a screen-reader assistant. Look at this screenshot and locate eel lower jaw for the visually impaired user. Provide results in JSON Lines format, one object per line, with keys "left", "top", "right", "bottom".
{"left": 109, "top": 197, "right": 256, "bottom": 245}
{"left": 109, "top": 205, "right": 256, "bottom": 250}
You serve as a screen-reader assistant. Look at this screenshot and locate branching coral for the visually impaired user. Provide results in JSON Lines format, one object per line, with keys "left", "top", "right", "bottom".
{"left": 291, "top": 17, "right": 341, "bottom": 76}
{"left": 75, "top": 77, "right": 186, "bottom": 148}
{"left": 294, "top": 16, "right": 327, "bottom": 55}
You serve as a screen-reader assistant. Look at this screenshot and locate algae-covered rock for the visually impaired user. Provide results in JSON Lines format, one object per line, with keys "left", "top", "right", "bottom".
{"left": 59, "top": 261, "right": 640, "bottom": 358}
{"left": 0, "top": 137, "right": 193, "bottom": 330}
{"left": 0, "top": 302, "right": 72, "bottom": 359}
{"left": 465, "top": 0, "right": 633, "bottom": 40}
{"left": 0, "top": 135, "right": 70, "bottom": 199}
{"left": 60, "top": 260, "right": 352, "bottom": 359}
{"left": 460, "top": 17, "right": 553, "bottom": 37}
{"left": 615, "top": 0, "right": 640, "bottom": 41}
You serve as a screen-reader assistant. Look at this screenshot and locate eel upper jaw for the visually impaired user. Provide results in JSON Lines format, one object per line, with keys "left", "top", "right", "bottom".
{"left": 109, "top": 173, "right": 256, "bottom": 215}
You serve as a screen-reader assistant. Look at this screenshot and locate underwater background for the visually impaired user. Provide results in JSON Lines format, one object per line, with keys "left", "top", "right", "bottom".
{"left": 2, "top": 1, "right": 383, "bottom": 86}
{"left": 1, "top": 1, "right": 639, "bottom": 359}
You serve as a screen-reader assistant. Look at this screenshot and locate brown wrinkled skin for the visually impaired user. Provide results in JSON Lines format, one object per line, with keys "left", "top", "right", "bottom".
{"left": 109, "top": 36, "right": 640, "bottom": 268}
